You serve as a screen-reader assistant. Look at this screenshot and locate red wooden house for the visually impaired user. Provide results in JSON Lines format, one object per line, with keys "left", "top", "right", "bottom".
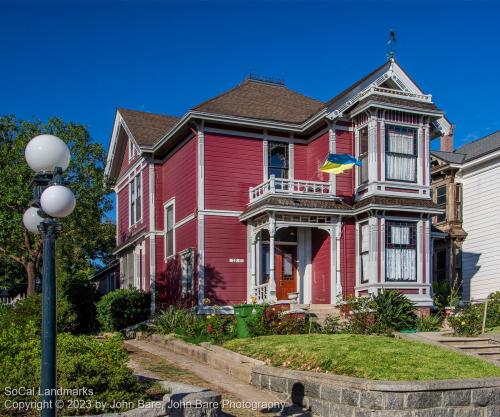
{"left": 105, "top": 59, "right": 449, "bottom": 311}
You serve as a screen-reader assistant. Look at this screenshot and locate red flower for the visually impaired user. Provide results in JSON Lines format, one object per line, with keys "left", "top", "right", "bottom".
{"left": 207, "top": 323, "right": 213, "bottom": 333}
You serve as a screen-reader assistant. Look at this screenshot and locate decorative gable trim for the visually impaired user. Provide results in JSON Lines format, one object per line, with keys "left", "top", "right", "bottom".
{"left": 104, "top": 110, "right": 143, "bottom": 180}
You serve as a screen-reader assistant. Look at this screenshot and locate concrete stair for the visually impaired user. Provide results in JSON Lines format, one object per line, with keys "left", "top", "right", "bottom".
{"left": 436, "top": 337, "right": 500, "bottom": 364}
{"left": 299, "top": 304, "right": 341, "bottom": 324}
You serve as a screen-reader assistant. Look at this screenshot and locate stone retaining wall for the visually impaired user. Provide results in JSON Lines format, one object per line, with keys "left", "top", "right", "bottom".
{"left": 251, "top": 365, "right": 500, "bottom": 417}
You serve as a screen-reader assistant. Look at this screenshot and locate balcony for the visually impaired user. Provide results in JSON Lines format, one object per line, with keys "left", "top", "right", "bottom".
{"left": 249, "top": 175, "right": 336, "bottom": 204}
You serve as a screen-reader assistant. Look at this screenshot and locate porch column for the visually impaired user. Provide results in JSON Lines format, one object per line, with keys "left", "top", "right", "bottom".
{"left": 268, "top": 214, "right": 277, "bottom": 302}
{"left": 250, "top": 233, "right": 257, "bottom": 298}
{"left": 329, "top": 225, "right": 336, "bottom": 305}
{"left": 336, "top": 222, "right": 343, "bottom": 299}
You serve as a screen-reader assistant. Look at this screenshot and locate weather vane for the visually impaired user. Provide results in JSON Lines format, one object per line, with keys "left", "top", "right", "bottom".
{"left": 387, "top": 29, "right": 397, "bottom": 61}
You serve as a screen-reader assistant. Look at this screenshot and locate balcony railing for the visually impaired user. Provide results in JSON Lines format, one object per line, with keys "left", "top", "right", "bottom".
{"left": 253, "top": 283, "right": 269, "bottom": 304}
{"left": 249, "top": 175, "right": 335, "bottom": 203}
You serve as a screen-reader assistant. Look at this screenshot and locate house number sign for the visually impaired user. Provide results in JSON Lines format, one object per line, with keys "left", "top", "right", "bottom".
{"left": 229, "top": 258, "right": 245, "bottom": 263}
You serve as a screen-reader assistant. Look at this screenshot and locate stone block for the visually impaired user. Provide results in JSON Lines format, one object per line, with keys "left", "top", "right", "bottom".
{"left": 405, "top": 391, "right": 442, "bottom": 409}
{"left": 250, "top": 372, "right": 261, "bottom": 387}
{"left": 372, "top": 410, "right": 414, "bottom": 417}
{"left": 260, "top": 374, "right": 270, "bottom": 390}
{"left": 472, "top": 388, "right": 500, "bottom": 407}
{"left": 269, "top": 376, "right": 286, "bottom": 393}
{"left": 359, "top": 391, "right": 384, "bottom": 410}
{"left": 288, "top": 380, "right": 306, "bottom": 406}
{"left": 320, "top": 385, "right": 342, "bottom": 403}
{"left": 308, "top": 398, "right": 330, "bottom": 417}
{"left": 452, "top": 407, "right": 485, "bottom": 417}
{"left": 304, "top": 379, "right": 321, "bottom": 398}
{"left": 487, "top": 405, "right": 500, "bottom": 417}
{"left": 385, "top": 393, "right": 405, "bottom": 410}
{"left": 443, "top": 390, "right": 472, "bottom": 407}
{"left": 341, "top": 389, "right": 360, "bottom": 407}
{"left": 413, "top": 408, "right": 454, "bottom": 417}
{"left": 329, "top": 403, "right": 355, "bottom": 417}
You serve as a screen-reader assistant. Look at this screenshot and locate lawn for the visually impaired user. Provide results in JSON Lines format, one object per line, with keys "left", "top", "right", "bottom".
{"left": 224, "top": 334, "right": 500, "bottom": 380}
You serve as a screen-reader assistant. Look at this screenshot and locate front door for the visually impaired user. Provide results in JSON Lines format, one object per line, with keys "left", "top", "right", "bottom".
{"left": 276, "top": 245, "right": 297, "bottom": 300}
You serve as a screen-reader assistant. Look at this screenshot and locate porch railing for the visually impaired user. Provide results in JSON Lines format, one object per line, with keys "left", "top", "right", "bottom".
{"left": 253, "top": 283, "right": 269, "bottom": 304}
{"left": 0, "top": 293, "right": 26, "bottom": 305}
{"left": 249, "top": 176, "right": 335, "bottom": 203}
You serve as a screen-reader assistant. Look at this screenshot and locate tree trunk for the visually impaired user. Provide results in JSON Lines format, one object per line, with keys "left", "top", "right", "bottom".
{"left": 26, "top": 261, "right": 36, "bottom": 296}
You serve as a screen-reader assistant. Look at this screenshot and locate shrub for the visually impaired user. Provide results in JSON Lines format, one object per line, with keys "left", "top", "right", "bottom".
{"left": 322, "top": 314, "right": 342, "bottom": 334}
{"left": 343, "top": 291, "right": 416, "bottom": 334}
{"left": 155, "top": 306, "right": 235, "bottom": 344}
{"left": 448, "top": 304, "right": 483, "bottom": 336}
{"left": 0, "top": 322, "right": 148, "bottom": 416}
{"left": 416, "top": 314, "right": 442, "bottom": 332}
{"left": 486, "top": 291, "right": 500, "bottom": 328}
{"left": 247, "top": 306, "right": 310, "bottom": 336}
{"left": 97, "top": 289, "right": 150, "bottom": 332}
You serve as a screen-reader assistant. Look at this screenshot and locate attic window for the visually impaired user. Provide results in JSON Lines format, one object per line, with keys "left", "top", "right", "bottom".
{"left": 128, "top": 138, "right": 136, "bottom": 160}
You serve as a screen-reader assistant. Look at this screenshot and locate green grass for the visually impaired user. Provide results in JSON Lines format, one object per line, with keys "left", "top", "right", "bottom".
{"left": 224, "top": 334, "right": 500, "bottom": 380}
{"left": 486, "top": 326, "right": 500, "bottom": 334}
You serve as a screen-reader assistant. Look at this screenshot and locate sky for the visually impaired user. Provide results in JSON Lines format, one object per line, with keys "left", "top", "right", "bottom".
{"left": 1, "top": 1, "right": 499, "bottom": 217}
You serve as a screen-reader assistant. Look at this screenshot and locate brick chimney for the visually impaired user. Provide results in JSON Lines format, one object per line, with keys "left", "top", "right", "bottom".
{"left": 441, "top": 125, "right": 454, "bottom": 152}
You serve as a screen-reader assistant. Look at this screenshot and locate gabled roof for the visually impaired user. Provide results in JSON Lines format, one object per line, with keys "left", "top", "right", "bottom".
{"left": 192, "top": 79, "right": 325, "bottom": 124}
{"left": 455, "top": 130, "right": 500, "bottom": 162}
{"left": 431, "top": 130, "right": 500, "bottom": 164}
{"left": 119, "top": 108, "right": 180, "bottom": 147}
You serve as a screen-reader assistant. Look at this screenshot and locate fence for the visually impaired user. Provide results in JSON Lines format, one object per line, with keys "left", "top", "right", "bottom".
{"left": 0, "top": 293, "right": 26, "bottom": 306}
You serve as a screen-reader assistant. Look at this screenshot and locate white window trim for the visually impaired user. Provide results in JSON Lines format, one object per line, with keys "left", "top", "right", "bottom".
{"left": 180, "top": 247, "right": 195, "bottom": 296}
{"left": 128, "top": 138, "right": 135, "bottom": 161}
{"left": 164, "top": 199, "right": 176, "bottom": 261}
{"left": 129, "top": 172, "right": 143, "bottom": 227}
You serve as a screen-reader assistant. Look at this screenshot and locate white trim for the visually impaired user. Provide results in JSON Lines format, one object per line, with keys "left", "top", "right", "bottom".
{"left": 328, "top": 121, "right": 336, "bottom": 195}
{"left": 114, "top": 157, "right": 147, "bottom": 192}
{"left": 128, "top": 171, "right": 143, "bottom": 227}
{"left": 175, "top": 213, "right": 196, "bottom": 228}
{"left": 197, "top": 124, "right": 205, "bottom": 307}
{"left": 289, "top": 142, "right": 294, "bottom": 180}
{"left": 149, "top": 163, "right": 156, "bottom": 312}
{"left": 201, "top": 209, "right": 242, "bottom": 217}
{"left": 263, "top": 138, "right": 268, "bottom": 180}
{"left": 164, "top": 199, "right": 175, "bottom": 260}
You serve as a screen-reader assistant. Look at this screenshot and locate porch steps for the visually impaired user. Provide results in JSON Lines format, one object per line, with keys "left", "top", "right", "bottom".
{"left": 435, "top": 337, "right": 500, "bottom": 364}
{"left": 300, "top": 304, "right": 341, "bottom": 324}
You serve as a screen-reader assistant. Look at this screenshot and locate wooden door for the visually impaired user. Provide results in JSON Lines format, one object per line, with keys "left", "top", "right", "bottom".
{"left": 276, "top": 245, "right": 297, "bottom": 300}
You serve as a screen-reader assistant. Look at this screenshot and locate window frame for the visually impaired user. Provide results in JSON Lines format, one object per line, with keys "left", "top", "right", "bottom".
{"left": 267, "top": 141, "right": 289, "bottom": 179}
{"left": 180, "top": 248, "right": 195, "bottom": 296}
{"left": 164, "top": 200, "right": 175, "bottom": 260}
{"left": 128, "top": 138, "right": 136, "bottom": 161}
{"left": 385, "top": 220, "right": 417, "bottom": 282}
{"left": 436, "top": 185, "right": 447, "bottom": 223}
{"left": 359, "top": 221, "right": 370, "bottom": 284}
{"left": 129, "top": 172, "right": 142, "bottom": 226}
{"left": 358, "top": 126, "right": 369, "bottom": 184}
{"left": 385, "top": 124, "right": 418, "bottom": 183}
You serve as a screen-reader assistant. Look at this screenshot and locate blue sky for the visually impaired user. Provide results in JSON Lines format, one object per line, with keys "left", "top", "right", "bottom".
{"left": 1, "top": 2, "right": 499, "bottom": 182}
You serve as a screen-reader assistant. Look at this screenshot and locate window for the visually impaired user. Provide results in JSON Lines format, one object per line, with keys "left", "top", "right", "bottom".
{"left": 129, "top": 173, "right": 142, "bottom": 225}
{"left": 385, "top": 221, "right": 417, "bottom": 282}
{"left": 385, "top": 125, "right": 417, "bottom": 182}
{"left": 181, "top": 249, "right": 195, "bottom": 296}
{"left": 359, "top": 127, "right": 369, "bottom": 183}
{"left": 268, "top": 142, "right": 289, "bottom": 179}
{"left": 165, "top": 202, "right": 175, "bottom": 258}
{"left": 455, "top": 184, "right": 462, "bottom": 221}
{"left": 436, "top": 185, "right": 447, "bottom": 223}
{"left": 359, "top": 222, "right": 370, "bottom": 283}
{"left": 128, "top": 138, "right": 136, "bottom": 160}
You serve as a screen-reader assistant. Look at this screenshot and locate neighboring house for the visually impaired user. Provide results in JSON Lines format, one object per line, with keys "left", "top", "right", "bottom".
{"left": 105, "top": 58, "right": 450, "bottom": 312}
{"left": 431, "top": 131, "right": 500, "bottom": 301}
{"left": 91, "top": 261, "right": 120, "bottom": 295}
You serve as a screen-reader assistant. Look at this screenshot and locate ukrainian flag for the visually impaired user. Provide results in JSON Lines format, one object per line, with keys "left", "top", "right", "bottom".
{"left": 319, "top": 154, "right": 362, "bottom": 174}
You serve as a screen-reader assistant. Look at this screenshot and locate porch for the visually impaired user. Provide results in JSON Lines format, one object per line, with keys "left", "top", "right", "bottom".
{"left": 247, "top": 212, "right": 342, "bottom": 305}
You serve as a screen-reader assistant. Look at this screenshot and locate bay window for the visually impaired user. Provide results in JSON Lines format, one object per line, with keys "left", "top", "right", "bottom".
{"left": 359, "top": 222, "right": 370, "bottom": 283}
{"left": 385, "top": 221, "right": 417, "bottom": 281}
{"left": 129, "top": 173, "right": 142, "bottom": 225}
{"left": 385, "top": 125, "right": 417, "bottom": 182}
{"left": 436, "top": 185, "right": 447, "bottom": 223}
{"left": 165, "top": 202, "right": 175, "bottom": 258}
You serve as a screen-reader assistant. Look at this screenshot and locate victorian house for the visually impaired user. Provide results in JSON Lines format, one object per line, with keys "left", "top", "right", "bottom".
{"left": 431, "top": 130, "right": 500, "bottom": 301}
{"left": 105, "top": 58, "right": 449, "bottom": 312}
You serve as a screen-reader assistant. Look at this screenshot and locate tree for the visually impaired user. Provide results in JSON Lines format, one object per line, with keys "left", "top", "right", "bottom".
{"left": 0, "top": 115, "right": 115, "bottom": 295}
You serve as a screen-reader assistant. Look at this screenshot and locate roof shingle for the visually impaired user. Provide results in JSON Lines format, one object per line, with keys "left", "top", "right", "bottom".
{"left": 192, "top": 79, "right": 325, "bottom": 124}
{"left": 119, "top": 108, "right": 180, "bottom": 147}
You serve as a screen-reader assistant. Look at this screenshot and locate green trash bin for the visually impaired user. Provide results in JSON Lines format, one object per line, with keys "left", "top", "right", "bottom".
{"left": 234, "top": 304, "right": 264, "bottom": 338}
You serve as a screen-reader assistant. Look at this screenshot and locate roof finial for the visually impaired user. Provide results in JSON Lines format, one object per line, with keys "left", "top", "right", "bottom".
{"left": 386, "top": 29, "right": 396, "bottom": 61}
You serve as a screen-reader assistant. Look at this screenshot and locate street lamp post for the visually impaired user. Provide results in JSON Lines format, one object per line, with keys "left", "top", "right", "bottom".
{"left": 23, "top": 134, "right": 76, "bottom": 417}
